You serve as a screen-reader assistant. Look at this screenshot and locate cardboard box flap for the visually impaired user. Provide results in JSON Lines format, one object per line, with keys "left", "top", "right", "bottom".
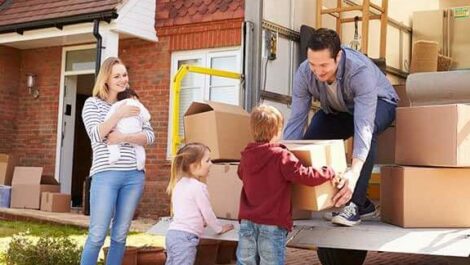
{"left": 0, "top": 154, "right": 10, "bottom": 163}
{"left": 185, "top": 101, "right": 248, "bottom": 116}
{"left": 41, "top": 175, "right": 59, "bottom": 185}
{"left": 12, "top": 167, "right": 43, "bottom": 185}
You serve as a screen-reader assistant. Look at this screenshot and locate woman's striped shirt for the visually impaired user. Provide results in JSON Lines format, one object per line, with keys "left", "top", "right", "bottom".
{"left": 82, "top": 97, "right": 155, "bottom": 176}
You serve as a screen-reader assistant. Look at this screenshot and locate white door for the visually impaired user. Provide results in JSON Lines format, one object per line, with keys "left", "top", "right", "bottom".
{"left": 59, "top": 75, "right": 77, "bottom": 193}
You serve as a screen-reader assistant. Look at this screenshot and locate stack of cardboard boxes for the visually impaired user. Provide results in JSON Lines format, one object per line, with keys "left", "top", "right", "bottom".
{"left": 184, "top": 101, "right": 348, "bottom": 220}
{"left": 381, "top": 102, "right": 470, "bottom": 227}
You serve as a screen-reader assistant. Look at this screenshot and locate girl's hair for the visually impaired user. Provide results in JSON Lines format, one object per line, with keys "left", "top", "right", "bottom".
{"left": 250, "top": 104, "right": 284, "bottom": 142}
{"left": 166, "top": 143, "right": 210, "bottom": 195}
{"left": 92, "top": 57, "right": 125, "bottom": 100}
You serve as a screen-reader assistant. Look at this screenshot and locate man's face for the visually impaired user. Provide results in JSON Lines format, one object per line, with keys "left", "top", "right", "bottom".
{"left": 307, "top": 48, "right": 341, "bottom": 83}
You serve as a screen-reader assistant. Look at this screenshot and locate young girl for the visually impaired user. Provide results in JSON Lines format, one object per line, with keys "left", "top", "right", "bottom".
{"left": 165, "top": 143, "right": 234, "bottom": 265}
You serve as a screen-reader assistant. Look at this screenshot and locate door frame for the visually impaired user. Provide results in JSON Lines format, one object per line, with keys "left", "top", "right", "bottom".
{"left": 54, "top": 44, "right": 96, "bottom": 190}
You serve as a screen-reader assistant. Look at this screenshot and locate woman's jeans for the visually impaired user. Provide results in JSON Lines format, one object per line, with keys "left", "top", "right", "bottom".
{"left": 80, "top": 170, "right": 145, "bottom": 265}
{"left": 236, "top": 220, "right": 287, "bottom": 265}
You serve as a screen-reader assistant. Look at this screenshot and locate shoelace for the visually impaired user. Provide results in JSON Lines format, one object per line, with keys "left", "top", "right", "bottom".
{"left": 341, "top": 203, "right": 358, "bottom": 217}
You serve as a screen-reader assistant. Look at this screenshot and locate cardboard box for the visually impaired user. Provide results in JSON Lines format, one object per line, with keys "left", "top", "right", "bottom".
{"left": 0, "top": 154, "right": 16, "bottom": 185}
{"left": 381, "top": 166, "right": 470, "bottom": 228}
{"left": 393, "top": 84, "right": 410, "bottom": 107}
{"left": 367, "top": 170, "right": 381, "bottom": 201}
{"left": 10, "top": 167, "right": 60, "bottom": 209}
{"left": 206, "top": 163, "right": 311, "bottom": 220}
{"left": 395, "top": 104, "right": 470, "bottom": 167}
{"left": 40, "top": 192, "right": 71, "bottom": 212}
{"left": 184, "top": 101, "right": 253, "bottom": 161}
{"left": 282, "top": 140, "right": 347, "bottom": 211}
{"left": 376, "top": 126, "right": 396, "bottom": 165}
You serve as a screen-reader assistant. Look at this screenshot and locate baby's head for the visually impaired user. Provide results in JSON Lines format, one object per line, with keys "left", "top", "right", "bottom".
{"left": 250, "top": 104, "right": 284, "bottom": 143}
{"left": 117, "top": 88, "right": 139, "bottom": 101}
{"left": 167, "top": 143, "right": 211, "bottom": 194}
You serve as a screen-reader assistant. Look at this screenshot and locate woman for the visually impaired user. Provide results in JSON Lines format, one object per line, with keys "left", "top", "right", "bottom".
{"left": 80, "top": 57, "right": 154, "bottom": 265}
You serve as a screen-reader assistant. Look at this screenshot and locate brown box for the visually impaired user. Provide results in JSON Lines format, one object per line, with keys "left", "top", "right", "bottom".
{"left": 40, "top": 192, "right": 71, "bottom": 212}
{"left": 206, "top": 163, "right": 311, "bottom": 220}
{"left": 184, "top": 101, "right": 253, "bottom": 161}
{"left": 376, "top": 126, "right": 396, "bottom": 165}
{"left": 381, "top": 166, "right": 470, "bottom": 227}
{"left": 395, "top": 104, "right": 470, "bottom": 167}
{"left": 10, "top": 167, "right": 60, "bottom": 209}
{"left": 0, "top": 154, "right": 16, "bottom": 185}
{"left": 282, "top": 140, "right": 347, "bottom": 211}
{"left": 393, "top": 84, "right": 410, "bottom": 107}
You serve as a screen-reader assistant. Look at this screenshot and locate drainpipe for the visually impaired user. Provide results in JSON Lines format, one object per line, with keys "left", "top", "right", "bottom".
{"left": 93, "top": 19, "right": 102, "bottom": 77}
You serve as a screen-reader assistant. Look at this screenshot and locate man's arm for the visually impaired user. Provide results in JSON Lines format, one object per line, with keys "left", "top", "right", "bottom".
{"left": 283, "top": 66, "right": 313, "bottom": 140}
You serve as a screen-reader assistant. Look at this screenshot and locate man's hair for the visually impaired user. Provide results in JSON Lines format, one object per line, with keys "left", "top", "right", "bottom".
{"left": 307, "top": 28, "right": 341, "bottom": 60}
{"left": 250, "top": 104, "right": 284, "bottom": 142}
{"left": 117, "top": 88, "right": 140, "bottom": 101}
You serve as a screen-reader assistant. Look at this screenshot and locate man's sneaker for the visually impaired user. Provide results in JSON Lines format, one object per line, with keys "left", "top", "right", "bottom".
{"left": 323, "top": 201, "right": 379, "bottom": 221}
{"left": 331, "top": 202, "right": 361, "bottom": 227}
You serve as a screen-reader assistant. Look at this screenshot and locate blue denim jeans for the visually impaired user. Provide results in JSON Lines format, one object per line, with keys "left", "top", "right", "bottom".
{"left": 303, "top": 99, "right": 396, "bottom": 210}
{"left": 80, "top": 170, "right": 145, "bottom": 265}
{"left": 236, "top": 220, "right": 287, "bottom": 265}
{"left": 165, "top": 230, "right": 200, "bottom": 265}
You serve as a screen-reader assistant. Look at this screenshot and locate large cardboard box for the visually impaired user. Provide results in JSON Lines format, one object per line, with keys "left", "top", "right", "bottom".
{"left": 184, "top": 101, "right": 253, "bottom": 161}
{"left": 282, "top": 140, "right": 347, "bottom": 211}
{"left": 206, "top": 163, "right": 311, "bottom": 220}
{"left": 0, "top": 154, "right": 16, "bottom": 185}
{"left": 381, "top": 166, "right": 470, "bottom": 228}
{"left": 10, "top": 167, "right": 60, "bottom": 209}
{"left": 376, "top": 126, "right": 396, "bottom": 165}
{"left": 395, "top": 104, "right": 470, "bottom": 167}
{"left": 40, "top": 192, "right": 71, "bottom": 212}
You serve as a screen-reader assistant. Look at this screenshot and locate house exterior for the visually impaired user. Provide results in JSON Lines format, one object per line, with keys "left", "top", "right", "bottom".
{"left": 0, "top": 0, "right": 244, "bottom": 218}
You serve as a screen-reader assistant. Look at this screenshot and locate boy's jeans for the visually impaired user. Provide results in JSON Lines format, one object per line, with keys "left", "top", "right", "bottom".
{"left": 236, "top": 220, "right": 287, "bottom": 265}
{"left": 80, "top": 170, "right": 145, "bottom": 265}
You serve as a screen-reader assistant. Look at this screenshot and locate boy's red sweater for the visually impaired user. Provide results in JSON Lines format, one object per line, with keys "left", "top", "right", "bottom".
{"left": 238, "top": 142, "right": 335, "bottom": 231}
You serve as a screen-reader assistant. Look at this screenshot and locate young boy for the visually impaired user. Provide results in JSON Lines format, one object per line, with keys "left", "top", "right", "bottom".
{"left": 105, "top": 88, "right": 151, "bottom": 170}
{"left": 236, "top": 104, "right": 335, "bottom": 265}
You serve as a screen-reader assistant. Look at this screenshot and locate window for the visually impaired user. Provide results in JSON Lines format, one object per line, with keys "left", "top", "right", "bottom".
{"left": 167, "top": 47, "right": 242, "bottom": 158}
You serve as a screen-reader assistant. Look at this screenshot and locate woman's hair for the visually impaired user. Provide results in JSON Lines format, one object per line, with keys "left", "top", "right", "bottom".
{"left": 92, "top": 57, "right": 125, "bottom": 100}
{"left": 250, "top": 104, "right": 284, "bottom": 142}
{"left": 166, "top": 143, "right": 210, "bottom": 195}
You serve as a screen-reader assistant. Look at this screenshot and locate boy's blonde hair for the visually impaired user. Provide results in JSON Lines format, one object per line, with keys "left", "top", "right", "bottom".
{"left": 250, "top": 104, "right": 284, "bottom": 142}
{"left": 92, "top": 57, "right": 125, "bottom": 100}
{"left": 166, "top": 143, "right": 210, "bottom": 195}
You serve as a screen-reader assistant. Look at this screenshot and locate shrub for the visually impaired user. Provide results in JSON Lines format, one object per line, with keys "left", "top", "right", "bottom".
{"left": 6, "top": 232, "right": 82, "bottom": 265}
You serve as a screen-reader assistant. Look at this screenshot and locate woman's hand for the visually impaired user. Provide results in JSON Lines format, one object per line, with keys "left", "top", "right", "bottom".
{"left": 107, "top": 130, "right": 126, "bottom": 145}
{"left": 114, "top": 103, "right": 140, "bottom": 119}
{"left": 218, "top": 224, "right": 234, "bottom": 234}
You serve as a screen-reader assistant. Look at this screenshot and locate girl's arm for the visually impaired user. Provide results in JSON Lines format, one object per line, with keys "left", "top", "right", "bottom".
{"left": 194, "top": 184, "right": 234, "bottom": 234}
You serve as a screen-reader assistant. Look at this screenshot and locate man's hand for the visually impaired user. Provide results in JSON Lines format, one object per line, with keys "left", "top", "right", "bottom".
{"left": 218, "top": 224, "right": 234, "bottom": 234}
{"left": 332, "top": 168, "right": 359, "bottom": 207}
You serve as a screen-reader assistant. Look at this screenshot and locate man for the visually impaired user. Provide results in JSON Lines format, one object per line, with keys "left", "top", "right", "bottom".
{"left": 284, "top": 28, "right": 398, "bottom": 227}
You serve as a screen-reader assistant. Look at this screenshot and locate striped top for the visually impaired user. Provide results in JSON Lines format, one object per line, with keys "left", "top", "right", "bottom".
{"left": 82, "top": 97, "right": 155, "bottom": 176}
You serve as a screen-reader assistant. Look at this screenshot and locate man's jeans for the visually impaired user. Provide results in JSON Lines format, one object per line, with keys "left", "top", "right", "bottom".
{"left": 80, "top": 170, "right": 145, "bottom": 265}
{"left": 236, "top": 220, "right": 287, "bottom": 265}
{"left": 303, "top": 99, "right": 396, "bottom": 209}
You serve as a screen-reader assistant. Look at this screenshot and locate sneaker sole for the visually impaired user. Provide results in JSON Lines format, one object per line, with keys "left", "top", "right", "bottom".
{"left": 331, "top": 216, "right": 362, "bottom": 227}
{"left": 323, "top": 210, "right": 379, "bottom": 222}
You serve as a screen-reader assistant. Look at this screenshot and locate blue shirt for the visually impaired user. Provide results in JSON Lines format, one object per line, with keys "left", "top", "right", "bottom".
{"left": 283, "top": 47, "right": 399, "bottom": 160}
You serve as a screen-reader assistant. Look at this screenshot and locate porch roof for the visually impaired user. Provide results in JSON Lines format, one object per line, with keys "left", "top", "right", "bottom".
{"left": 0, "top": 0, "right": 123, "bottom": 34}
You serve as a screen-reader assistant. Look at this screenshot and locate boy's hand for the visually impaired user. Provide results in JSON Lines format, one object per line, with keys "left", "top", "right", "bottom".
{"left": 218, "top": 224, "right": 234, "bottom": 234}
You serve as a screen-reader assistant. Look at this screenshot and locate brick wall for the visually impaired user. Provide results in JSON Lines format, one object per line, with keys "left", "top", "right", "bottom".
{"left": 0, "top": 45, "right": 20, "bottom": 154}
{"left": 12, "top": 47, "right": 62, "bottom": 176}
